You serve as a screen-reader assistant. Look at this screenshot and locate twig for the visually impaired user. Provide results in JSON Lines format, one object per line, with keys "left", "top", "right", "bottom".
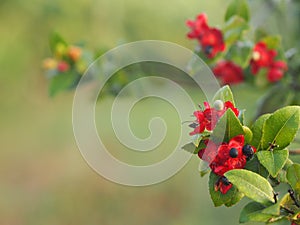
{"left": 289, "top": 150, "right": 300, "bottom": 155}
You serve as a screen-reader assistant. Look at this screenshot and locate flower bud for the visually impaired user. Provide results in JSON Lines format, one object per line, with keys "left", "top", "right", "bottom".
{"left": 68, "top": 46, "right": 82, "bottom": 61}
{"left": 213, "top": 100, "right": 224, "bottom": 111}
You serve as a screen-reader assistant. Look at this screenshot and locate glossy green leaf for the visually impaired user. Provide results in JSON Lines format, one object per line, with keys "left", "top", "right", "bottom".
{"left": 251, "top": 113, "right": 271, "bottom": 150}
{"left": 225, "top": 169, "right": 274, "bottom": 205}
{"left": 212, "top": 85, "right": 235, "bottom": 105}
{"left": 209, "top": 172, "right": 243, "bottom": 207}
{"left": 238, "top": 109, "right": 245, "bottom": 125}
{"left": 261, "top": 106, "right": 300, "bottom": 150}
{"left": 242, "top": 126, "right": 253, "bottom": 143}
{"left": 239, "top": 202, "right": 272, "bottom": 223}
{"left": 257, "top": 150, "right": 289, "bottom": 177}
{"left": 287, "top": 164, "right": 300, "bottom": 194}
{"left": 181, "top": 142, "right": 196, "bottom": 154}
{"left": 261, "top": 202, "right": 281, "bottom": 215}
{"left": 225, "top": 0, "right": 250, "bottom": 22}
{"left": 211, "top": 109, "right": 244, "bottom": 144}
{"left": 223, "top": 16, "right": 249, "bottom": 46}
{"left": 245, "top": 155, "right": 269, "bottom": 178}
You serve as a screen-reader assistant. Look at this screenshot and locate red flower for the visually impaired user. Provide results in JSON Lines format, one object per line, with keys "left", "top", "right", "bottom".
{"left": 267, "top": 60, "right": 288, "bottom": 83}
{"left": 215, "top": 176, "right": 233, "bottom": 194}
{"left": 213, "top": 61, "right": 244, "bottom": 85}
{"left": 210, "top": 135, "right": 256, "bottom": 176}
{"left": 198, "top": 140, "right": 218, "bottom": 163}
{"left": 250, "top": 42, "right": 276, "bottom": 74}
{"left": 197, "top": 135, "right": 256, "bottom": 194}
{"left": 186, "top": 13, "right": 209, "bottom": 39}
{"left": 186, "top": 13, "right": 225, "bottom": 58}
{"left": 199, "top": 28, "right": 225, "bottom": 58}
{"left": 190, "top": 101, "right": 239, "bottom": 135}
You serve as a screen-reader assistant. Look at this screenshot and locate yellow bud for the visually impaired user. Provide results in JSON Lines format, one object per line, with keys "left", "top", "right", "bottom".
{"left": 42, "top": 58, "right": 57, "bottom": 70}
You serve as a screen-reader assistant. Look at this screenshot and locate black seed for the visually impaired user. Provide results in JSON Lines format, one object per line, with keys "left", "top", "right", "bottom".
{"left": 229, "top": 148, "right": 239, "bottom": 158}
{"left": 220, "top": 176, "right": 231, "bottom": 186}
{"left": 242, "top": 144, "right": 254, "bottom": 160}
{"left": 204, "top": 45, "right": 213, "bottom": 55}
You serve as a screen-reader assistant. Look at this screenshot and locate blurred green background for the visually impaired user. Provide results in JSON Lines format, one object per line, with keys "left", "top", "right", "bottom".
{"left": 1, "top": 0, "right": 300, "bottom": 225}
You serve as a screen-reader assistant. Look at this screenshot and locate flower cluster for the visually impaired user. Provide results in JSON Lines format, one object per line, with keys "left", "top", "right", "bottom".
{"left": 188, "top": 99, "right": 257, "bottom": 194}
{"left": 186, "top": 12, "right": 288, "bottom": 86}
{"left": 186, "top": 13, "right": 225, "bottom": 58}
{"left": 43, "top": 44, "right": 85, "bottom": 75}
{"left": 199, "top": 135, "right": 256, "bottom": 194}
{"left": 189, "top": 100, "right": 239, "bottom": 135}
{"left": 250, "top": 42, "right": 288, "bottom": 83}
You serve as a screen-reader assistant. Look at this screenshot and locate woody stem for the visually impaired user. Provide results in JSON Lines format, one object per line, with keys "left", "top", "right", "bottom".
{"left": 289, "top": 150, "right": 300, "bottom": 155}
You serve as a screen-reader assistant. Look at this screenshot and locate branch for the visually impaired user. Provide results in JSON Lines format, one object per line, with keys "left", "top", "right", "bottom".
{"left": 289, "top": 150, "right": 300, "bottom": 155}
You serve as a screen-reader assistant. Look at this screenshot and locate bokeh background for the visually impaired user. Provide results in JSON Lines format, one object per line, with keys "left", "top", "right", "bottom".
{"left": 1, "top": 0, "right": 300, "bottom": 225}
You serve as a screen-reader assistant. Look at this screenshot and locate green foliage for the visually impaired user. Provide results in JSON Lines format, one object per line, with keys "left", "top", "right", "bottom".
{"left": 225, "top": 0, "right": 250, "bottom": 22}
{"left": 251, "top": 113, "right": 271, "bottom": 150}
{"left": 256, "top": 84, "right": 295, "bottom": 116}
{"left": 49, "top": 32, "right": 67, "bottom": 54}
{"left": 181, "top": 142, "right": 197, "bottom": 154}
{"left": 256, "top": 149, "right": 289, "bottom": 177}
{"left": 211, "top": 109, "right": 244, "bottom": 143}
{"left": 239, "top": 202, "right": 277, "bottom": 223}
{"left": 223, "top": 16, "right": 249, "bottom": 47}
{"left": 286, "top": 164, "right": 300, "bottom": 194}
{"left": 49, "top": 72, "right": 80, "bottom": 97}
{"left": 226, "top": 41, "right": 252, "bottom": 68}
{"left": 212, "top": 85, "right": 235, "bottom": 105}
{"left": 261, "top": 106, "right": 300, "bottom": 150}
{"left": 261, "top": 35, "right": 281, "bottom": 50}
{"left": 225, "top": 169, "right": 274, "bottom": 205}
{"left": 209, "top": 172, "right": 243, "bottom": 207}
{"left": 245, "top": 155, "right": 269, "bottom": 178}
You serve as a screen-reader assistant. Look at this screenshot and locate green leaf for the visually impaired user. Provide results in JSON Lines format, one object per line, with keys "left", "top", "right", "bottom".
{"left": 261, "top": 106, "right": 300, "bottom": 150}
{"left": 287, "top": 164, "right": 300, "bottom": 194}
{"left": 49, "top": 72, "right": 77, "bottom": 97}
{"left": 211, "top": 109, "right": 244, "bottom": 144}
{"left": 227, "top": 41, "right": 252, "bottom": 68}
{"left": 238, "top": 109, "right": 245, "bottom": 125}
{"left": 257, "top": 150, "right": 289, "bottom": 177}
{"left": 209, "top": 172, "right": 243, "bottom": 207}
{"left": 225, "top": 0, "right": 250, "bottom": 22}
{"left": 181, "top": 142, "right": 196, "bottom": 154}
{"left": 49, "top": 32, "right": 68, "bottom": 54}
{"left": 223, "top": 16, "right": 249, "bottom": 47}
{"left": 212, "top": 85, "right": 235, "bottom": 106}
{"left": 225, "top": 169, "right": 274, "bottom": 205}
{"left": 251, "top": 114, "right": 271, "bottom": 150}
{"left": 261, "top": 35, "right": 281, "bottom": 50}
{"left": 239, "top": 202, "right": 273, "bottom": 223}
{"left": 261, "top": 202, "right": 281, "bottom": 215}
{"left": 242, "top": 126, "right": 253, "bottom": 143}
{"left": 245, "top": 155, "right": 269, "bottom": 178}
